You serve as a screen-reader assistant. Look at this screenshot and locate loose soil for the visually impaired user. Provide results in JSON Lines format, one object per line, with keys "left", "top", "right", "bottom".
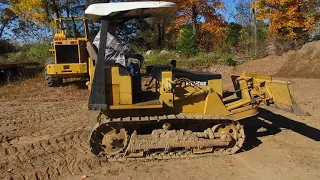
{"left": 1, "top": 41, "right": 320, "bottom": 180}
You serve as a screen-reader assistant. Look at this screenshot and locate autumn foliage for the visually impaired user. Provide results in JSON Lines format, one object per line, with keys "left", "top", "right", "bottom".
{"left": 170, "top": 0, "right": 227, "bottom": 51}
{"left": 253, "top": 0, "right": 319, "bottom": 39}
{"left": 171, "top": 0, "right": 225, "bottom": 31}
{"left": 10, "top": 0, "right": 49, "bottom": 24}
{"left": 1, "top": 0, "right": 320, "bottom": 58}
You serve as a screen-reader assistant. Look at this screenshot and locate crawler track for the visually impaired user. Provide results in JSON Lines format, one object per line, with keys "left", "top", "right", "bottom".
{"left": 90, "top": 113, "right": 246, "bottom": 162}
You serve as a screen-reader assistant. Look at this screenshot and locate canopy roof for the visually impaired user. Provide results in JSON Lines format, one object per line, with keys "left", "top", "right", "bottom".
{"left": 85, "top": 1, "right": 177, "bottom": 22}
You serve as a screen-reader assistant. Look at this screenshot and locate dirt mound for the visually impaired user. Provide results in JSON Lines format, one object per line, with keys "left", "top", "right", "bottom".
{"left": 239, "top": 40, "right": 320, "bottom": 78}
{"left": 208, "top": 40, "right": 320, "bottom": 79}
{"left": 234, "top": 54, "right": 287, "bottom": 75}
{"left": 276, "top": 40, "right": 320, "bottom": 78}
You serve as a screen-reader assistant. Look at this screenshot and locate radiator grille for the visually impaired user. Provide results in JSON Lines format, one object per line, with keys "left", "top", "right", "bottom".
{"left": 55, "top": 45, "right": 79, "bottom": 64}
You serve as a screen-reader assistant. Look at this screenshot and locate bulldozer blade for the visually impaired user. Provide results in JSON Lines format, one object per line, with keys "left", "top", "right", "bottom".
{"left": 266, "top": 81, "right": 307, "bottom": 115}
{"left": 240, "top": 73, "right": 308, "bottom": 116}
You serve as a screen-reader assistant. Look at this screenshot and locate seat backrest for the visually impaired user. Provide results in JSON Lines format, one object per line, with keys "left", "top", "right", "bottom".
{"left": 86, "top": 41, "right": 98, "bottom": 61}
{"left": 86, "top": 41, "right": 117, "bottom": 67}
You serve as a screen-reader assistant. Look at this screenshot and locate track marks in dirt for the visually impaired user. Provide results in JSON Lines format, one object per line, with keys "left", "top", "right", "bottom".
{"left": 0, "top": 128, "right": 104, "bottom": 179}
{"left": 0, "top": 99, "right": 93, "bottom": 143}
{"left": 0, "top": 78, "right": 101, "bottom": 179}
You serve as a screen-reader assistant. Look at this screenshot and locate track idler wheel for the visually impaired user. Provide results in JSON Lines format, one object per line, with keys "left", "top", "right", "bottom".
{"left": 90, "top": 123, "right": 128, "bottom": 156}
{"left": 212, "top": 121, "right": 245, "bottom": 154}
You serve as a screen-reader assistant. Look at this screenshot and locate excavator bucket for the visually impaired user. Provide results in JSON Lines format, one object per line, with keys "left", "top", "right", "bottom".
{"left": 239, "top": 73, "right": 307, "bottom": 115}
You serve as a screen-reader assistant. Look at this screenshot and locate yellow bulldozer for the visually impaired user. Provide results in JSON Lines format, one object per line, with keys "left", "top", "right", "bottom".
{"left": 45, "top": 17, "right": 96, "bottom": 87}
{"left": 84, "top": 1, "right": 305, "bottom": 160}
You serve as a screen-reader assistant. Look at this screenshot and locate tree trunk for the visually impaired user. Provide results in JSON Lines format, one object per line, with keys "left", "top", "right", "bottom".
{"left": 266, "top": 7, "right": 277, "bottom": 55}
{"left": 0, "top": 24, "right": 6, "bottom": 38}
{"left": 191, "top": 4, "right": 198, "bottom": 50}
{"left": 44, "top": 1, "right": 50, "bottom": 22}
{"left": 0, "top": 18, "right": 9, "bottom": 38}
{"left": 157, "top": 23, "right": 162, "bottom": 50}
{"left": 42, "top": 1, "right": 54, "bottom": 34}
{"left": 51, "top": 0, "right": 60, "bottom": 20}
{"left": 161, "top": 23, "right": 165, "bottom": 49}
{"left": 66, "top": 1, "right": 70, "bottom": 17}
{"left": 251, "top": 1, "right": 258, "bottom": 57}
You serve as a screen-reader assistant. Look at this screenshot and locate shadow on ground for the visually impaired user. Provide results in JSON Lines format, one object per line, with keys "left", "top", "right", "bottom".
{"left": 62, "top": 79, "right": 88, "bottom": 89}
{"left": 240, "top": 108, "right": 320, "bottom": 152}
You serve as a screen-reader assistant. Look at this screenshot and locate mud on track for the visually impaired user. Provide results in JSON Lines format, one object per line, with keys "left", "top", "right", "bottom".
{"left": 1, "top": 76, "right": 320, "bottom": 180}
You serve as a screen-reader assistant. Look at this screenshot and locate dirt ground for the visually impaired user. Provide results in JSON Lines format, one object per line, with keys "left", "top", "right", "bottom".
{"left": 0, "top": 75, "right": 319, "bottom": 180}
{"left": 1, "top": 41, "right": 320, "bottom": 180}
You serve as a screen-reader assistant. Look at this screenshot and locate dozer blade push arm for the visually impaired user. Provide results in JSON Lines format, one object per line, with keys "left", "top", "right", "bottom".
{"left": 234, "top": 73, "right": 306, "bottom": 115}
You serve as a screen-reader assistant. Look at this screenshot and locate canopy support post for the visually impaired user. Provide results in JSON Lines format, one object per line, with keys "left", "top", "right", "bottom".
{"left": 88, "top": 18, "right": 109, "bottom": 110}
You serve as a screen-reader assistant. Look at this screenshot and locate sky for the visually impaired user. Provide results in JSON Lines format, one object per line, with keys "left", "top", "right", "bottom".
{"left": 221, "top": 0, "right": 245, "bottom": 22}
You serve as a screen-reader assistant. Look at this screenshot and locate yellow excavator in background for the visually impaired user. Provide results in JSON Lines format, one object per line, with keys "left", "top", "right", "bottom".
{"left": 45, "top": 17, "right": 96, "bottom": 88}
{"left": 83, "top": 1, "right": 305, "bottom": 161}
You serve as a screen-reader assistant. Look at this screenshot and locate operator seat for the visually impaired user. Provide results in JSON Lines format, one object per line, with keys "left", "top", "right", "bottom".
{"left": 86, "top": 41, "right": 116, "bottom": 66}
{"left": 86, "top": 41, "right": 140, "bottom": 102}
{"left": 86, "top": 41, "right": 98, "bottom": 61}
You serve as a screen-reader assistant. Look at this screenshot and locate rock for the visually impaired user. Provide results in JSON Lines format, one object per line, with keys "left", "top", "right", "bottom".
{"left": 145, "top": 50, "right": 154, "bottom": 56}
{"left": 80, "top": 175, "right": 88, "bottom": 180}
{"left": 160, "top": 50, "right": 170, "bottom": 55}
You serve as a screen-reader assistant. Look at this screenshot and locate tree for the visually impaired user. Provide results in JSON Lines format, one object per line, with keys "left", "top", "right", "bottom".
{"left": 234, "top": 0, "right": 258, "bottom": 56}
{"left": 250, "top": 0, "right": 258, "bottom": 56}
{"left": 10, "top": 0, "right": 80, "bottom": 25}
{"left": 253, "top": 0, "right": 319, "bottom": 39}
{"left": 0, "top": 4, "right": 17, "bottom": 38}
{"left": 226, "top": 22, "right": 242, "bottom": 47}
{"left": 177, "top": 25, "right": 197, "bottom": 57}
{"left": 171, "top": 0, "right": 226, "bottom": 51}
{"left": 10, "top": 0, "right": 51, "bottom": 24}
{"left": 235, "top": 0, "right": 252, "bottom": 27}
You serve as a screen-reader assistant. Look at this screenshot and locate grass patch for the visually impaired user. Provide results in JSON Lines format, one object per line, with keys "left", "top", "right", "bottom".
{"left": 0, "top": 44, "right": 51, "bottom": 65}
{"left": 0, "top": 44, "right": 239, "bottom": 71}
{"left": 143, "top": 51, "right": 236, "bottom": 71}
{"left": 221, "top": 54, "right": 237, "bottom": 66}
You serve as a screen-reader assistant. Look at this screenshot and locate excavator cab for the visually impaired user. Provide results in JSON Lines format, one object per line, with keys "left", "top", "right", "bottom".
{"left": 84, "top": 1, "right": 305, "bottom": 159}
